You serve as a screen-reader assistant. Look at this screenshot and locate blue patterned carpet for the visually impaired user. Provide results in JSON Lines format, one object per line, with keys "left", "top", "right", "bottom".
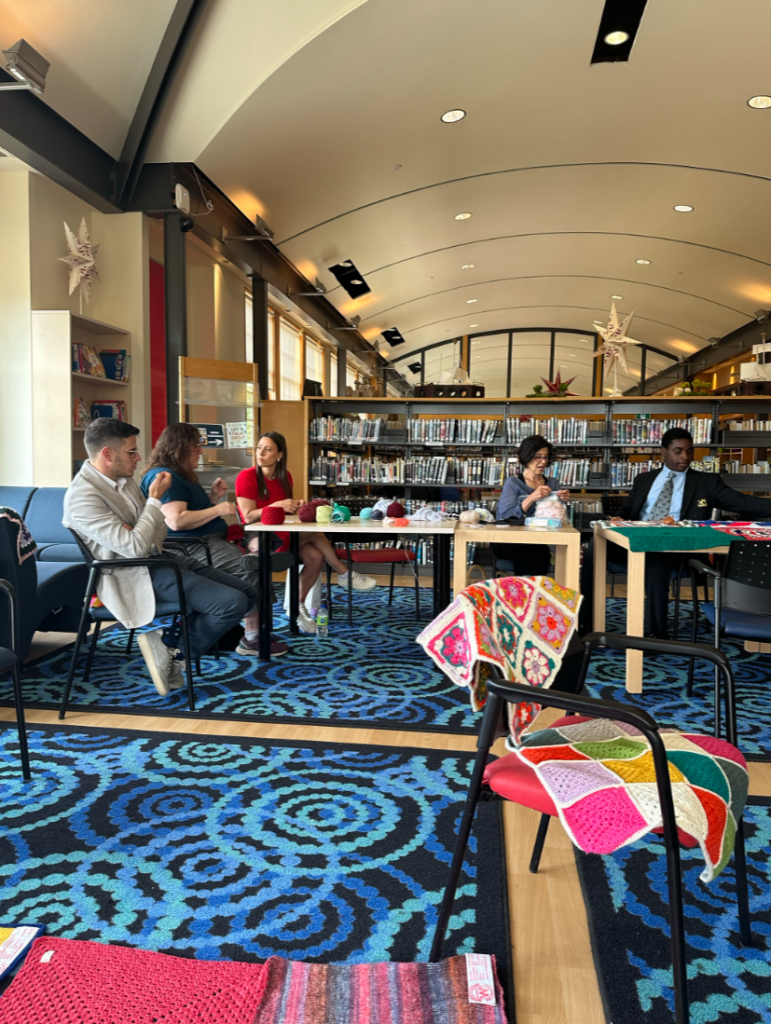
{"left": 586, "top": 600, "right": 771, "bottom": 762}
{"left": 0, "top": 724, "right": 509, "bottom": 980}
{"left": 576, "top": 797, "right": 771, "bottom": 1024}
{"left": 5, "top": 587, "right": 477, "bottom": 734}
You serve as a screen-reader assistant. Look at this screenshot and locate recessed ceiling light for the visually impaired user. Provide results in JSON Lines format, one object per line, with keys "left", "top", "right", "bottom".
{"left": 569, "top": 353, "right": 577, "bottom": 357}
{"left": 748, "top": 95, "right": 771, "bottom": 109}
{"left": 441, "top": 109, "right": 466, "bottom": 123}
{"left": 611, "top": 294, "right": 623, "bottom": 300}
{"left": 455, "top": 212, "right": 472, "bottom": 220}
{"left": 673, "top": 205, "right": 693, "bottom": 213}
{"left": 604, "top": 30, "right": 629, "bottom": 45}
{"left": 349, "top": 279, "right": 363, "bottom": 285}
{"left": 466, "top": 298, "right": 478, "bottom": 303}
{"left": 592, "top": 320, "right": 603, "bottom": 326}
{"left": 469, "top": 323, "right": 479, "bottom": 328}
{"left": 461, "top": 263, "right": 475, "bottom": 269}
{"left": 635, "top": 258, "right": 651, "bottom": 265}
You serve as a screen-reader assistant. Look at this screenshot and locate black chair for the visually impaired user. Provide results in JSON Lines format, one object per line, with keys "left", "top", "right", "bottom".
{"left": 0, "top": 578, "right": 30, "bottom": 780}
{"left": 688, "top": 540, "right": 771, "bottom": 698}
{"left": 60, "top": 531, "right": 196, "bottom": 718}
{"left": 430, "top": 634, "right": 752, "bottom": 1024}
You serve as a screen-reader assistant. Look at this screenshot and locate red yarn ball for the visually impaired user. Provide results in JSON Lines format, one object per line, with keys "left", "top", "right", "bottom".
{"left": 261, "top": 506, "right": 286, "bottom": 526}
{"left": 392, "top": 517, "right": 410, "bottom": 528}
{"left": 310, "top": 498, "right": 331, "bottom": 508}
{"left": 297, "top": 502, "right": 317, "bottom": 523}
{"left": 386, "top": 502, "right": 405, "bottom": 518}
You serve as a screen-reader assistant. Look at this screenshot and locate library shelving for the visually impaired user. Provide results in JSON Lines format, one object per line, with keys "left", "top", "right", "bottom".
{"left": 31, "top": 310, "right": 132, "bottom": 485}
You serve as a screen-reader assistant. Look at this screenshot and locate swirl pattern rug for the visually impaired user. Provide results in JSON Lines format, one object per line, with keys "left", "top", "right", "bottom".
{"left": 0, "top": 723, "right": 512, "bottom": 1016}
{"left": 586, "top": 600, "right": 771, "bottom": 762}
{"left": 6, "top": 587, "right": 477, "bottom": 734}
{"left": 575, "top": 797, "right": 771, "bottom": 1024}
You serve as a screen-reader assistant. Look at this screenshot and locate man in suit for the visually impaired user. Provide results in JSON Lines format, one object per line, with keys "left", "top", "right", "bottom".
{"left": 579, "top": 427, "right": 771, "bottom": 638}
{"left": 63, "top": 418, "right": 262, "bottom": 696}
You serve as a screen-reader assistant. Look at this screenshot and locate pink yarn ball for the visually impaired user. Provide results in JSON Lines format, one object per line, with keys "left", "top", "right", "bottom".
{"left": 386, "top": 502, "right": 405, "bottom": 518}
{"left": 297, "top": 502, "right": 317, "bottom": 523}
{"left": 262, "top": 506, "right": 286, "bottom": 526}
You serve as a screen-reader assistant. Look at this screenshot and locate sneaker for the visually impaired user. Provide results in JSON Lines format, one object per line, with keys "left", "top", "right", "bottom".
{"left": 236, "top": 635, "right": 289, "bottom": 657}
{"left": 167, "top": 654, "right": 187, "bottom": 690}
{"left": 296, "top": 605, "right": 317, "bottom": 634}
{"left": 137, "top": 629, "right": 173, "bottom": 696}
{"left": 349, "top": 570, "right": 377, "bottom": 592}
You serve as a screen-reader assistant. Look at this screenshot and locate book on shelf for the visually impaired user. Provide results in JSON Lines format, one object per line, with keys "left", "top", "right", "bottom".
{"left": 72, "top": 343, "right": 106, "bottom": 377}
{"left": 90, "top": 400, "right": 126, "bottom": 421}
{"left": 99, "top": 349, "right": 130, "bottom": 382}
{"left": 73, "top": 397, "right": 91, "bottom": 428}
{"left": 310, "top": 416, "right": 382, "bottom": 443}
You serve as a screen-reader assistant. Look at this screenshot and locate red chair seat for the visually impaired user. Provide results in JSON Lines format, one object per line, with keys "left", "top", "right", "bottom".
{"left": 483, "top": 715, "right": 739, "bottom": 848}
{"left": 334, "top": 548, "right": 416, "bottom": 564}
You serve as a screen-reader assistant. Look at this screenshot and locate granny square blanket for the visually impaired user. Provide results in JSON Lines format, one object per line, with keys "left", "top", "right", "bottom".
{"left": 514, "top": 717, "right": 749, "bottom": 881}
{"left": 416, "top": 576, "right": 582, "bottom": 742}
{"left": 0, "top": 507, "right": 36, "bottom": 564}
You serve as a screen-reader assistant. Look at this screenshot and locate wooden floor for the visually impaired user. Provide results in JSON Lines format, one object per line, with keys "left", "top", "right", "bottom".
{"left": 3, "top": 619, "right": 770, "bottom": 1024}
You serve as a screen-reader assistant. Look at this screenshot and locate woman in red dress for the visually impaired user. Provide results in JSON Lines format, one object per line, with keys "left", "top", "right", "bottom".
{"left": 235, "top": 432, "right": 376, "bottom": 634}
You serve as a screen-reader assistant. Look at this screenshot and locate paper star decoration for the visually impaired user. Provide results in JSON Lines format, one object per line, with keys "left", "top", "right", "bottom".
{"left": 593, "top": 302, "right": 642, "bottom": 394}
{"left": 540, "top": 371, "right": 578, "bottom": 396}
{"left": 59, "top": 218, "right": 100, "bottom": 301}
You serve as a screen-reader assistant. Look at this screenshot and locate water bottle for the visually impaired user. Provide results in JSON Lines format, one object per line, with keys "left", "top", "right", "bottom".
{"left": 316, "top": 602, "right": 329, "bottom": 639}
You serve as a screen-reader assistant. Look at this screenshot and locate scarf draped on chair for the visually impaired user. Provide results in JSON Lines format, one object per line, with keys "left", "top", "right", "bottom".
{"left": 0, "top": 507, "right": 37, "bottom": 564}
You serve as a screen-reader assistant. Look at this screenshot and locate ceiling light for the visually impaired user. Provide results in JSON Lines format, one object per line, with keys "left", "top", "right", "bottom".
{"left": 469, "top": 323, "right": 479, "bottom": 328}
{"left": 466, "top": 298, "right": 478, "bottom": 304}
{"left": 748, "top": 95, "right": 771, "bottom": 109}
{"left": 461, "top": 263, "right": 475, "bottom": 269}
{"left": 611, "top": 294, "right": 623, "bottom": 300}
{"left": 604, "top": 30, "right": 629, "bottom": 45}
{"left": 569, "top": 353, "right": 577, "bottom": 357}
{"left": 455, "top": 212, "right": 472, "bottom": 221}
{"left": 635, "top": 258, "right": 651, "bottom": 265}
{"left": 592, "top": 320, "right": 603, "bottom": 326}
{"left": 441, "top": 109, "right": 466, "bottom": 123}
{"left": 1, "top": 38, "right": 49, "bottom": 93}
{"left": 673, "top": 205, "right": 693, "bottom": 213}
{"left": 349, "top": 279, "right": 363, "bottom": 285}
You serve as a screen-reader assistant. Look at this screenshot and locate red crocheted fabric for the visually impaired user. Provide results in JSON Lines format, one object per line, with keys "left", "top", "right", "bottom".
{"left": 0, "top": 937, "right": 267, "bottom": 1023}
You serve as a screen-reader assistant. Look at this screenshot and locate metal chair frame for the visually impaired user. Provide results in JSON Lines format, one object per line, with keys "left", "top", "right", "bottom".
{"left": 0, "top": 578, "right": 30, "bottom": 779}
{"left": 430, "top": 633, "right": 752, "bottom": 1024}
{"left": 337, "top": 538, "right": 420, "bottom": 626}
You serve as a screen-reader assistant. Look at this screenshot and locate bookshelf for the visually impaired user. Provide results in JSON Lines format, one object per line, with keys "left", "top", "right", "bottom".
{"left": 178, "top": 357, "right": 260, "bottom": 491}
{"left": 31, "top": 310, "right": 132, "bottom": 486}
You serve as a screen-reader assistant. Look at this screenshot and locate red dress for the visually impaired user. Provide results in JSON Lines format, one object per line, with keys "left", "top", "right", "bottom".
{"left": 235, "top": 468, "right": 293, "bottom": 552}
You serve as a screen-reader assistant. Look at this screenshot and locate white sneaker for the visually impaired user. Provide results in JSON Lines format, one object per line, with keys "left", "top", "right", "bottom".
{"left": 137, "top": 629, "right": 173, "bottom": 696}
{"left": 297, "top": 605, "right": 317, "bottom": 634}
{"left": 168, "top": 654, "right": 187, "bottom": 690}
{"left": 349, "top": 571, "right": 377, "bottom": 592}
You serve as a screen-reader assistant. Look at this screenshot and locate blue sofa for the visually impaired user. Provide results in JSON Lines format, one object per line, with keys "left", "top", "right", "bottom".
{"left": 25, "top": 487, "right": 83, "bottom": 562}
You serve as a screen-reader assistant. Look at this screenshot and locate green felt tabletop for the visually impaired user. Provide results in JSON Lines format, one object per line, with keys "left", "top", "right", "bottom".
{"left": 609, "top": 525, "right": 730, "bottom": 552}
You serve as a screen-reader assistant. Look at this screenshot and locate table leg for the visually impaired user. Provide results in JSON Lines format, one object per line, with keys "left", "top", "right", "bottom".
{"left": 289, "top": 533, "right": 300, "bottom": 636}
{"left": 452, "top": 534, "right": 467, "bottom": 598}
{"left": 625, "top": 549, "right": 645, "bottom": 693}
{"left": 434, "top": 534, "right": 450, "bottom": 615}
{"left": 258, "top": 531, "right": 272, "bottom": 662}
{"left": 593, "top": 531, "right": 607, "bottom": 633}
{"left": 554, "top": 537, "right": 580, "bottom": 590}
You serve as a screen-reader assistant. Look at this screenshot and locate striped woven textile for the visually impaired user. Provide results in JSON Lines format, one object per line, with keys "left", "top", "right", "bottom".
{"left": 0, "top": 938, "right": 508, "bottom": 1024}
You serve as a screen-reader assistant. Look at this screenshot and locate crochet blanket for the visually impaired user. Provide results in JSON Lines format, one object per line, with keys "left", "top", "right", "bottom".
{"left": 514, "top": 717, "right": 748, "bottom": 882}
{"left": 0, "top": 508, "right": 36, "bottom": 564}
{"left": 417, "top": 576, "right": 582, "bottom": 742}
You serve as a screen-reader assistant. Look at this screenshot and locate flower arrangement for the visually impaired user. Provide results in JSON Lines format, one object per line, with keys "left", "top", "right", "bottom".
{"left": 674, "top": 378, "right": 711, "bottom": 396}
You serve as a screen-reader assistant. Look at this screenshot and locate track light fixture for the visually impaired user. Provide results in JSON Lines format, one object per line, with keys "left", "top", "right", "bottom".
{"left": 1, "top": 38, "right": 49, "bottom": 93}
{"left": 331, "top": 315, "right": 362, "bottom": 331}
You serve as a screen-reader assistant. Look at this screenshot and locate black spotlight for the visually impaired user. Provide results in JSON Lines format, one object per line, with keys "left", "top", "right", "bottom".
{"left": 382, "top": 328, "right": 405, "bottom": 346}
{"left": 328, "top": 260, "right": 371, "bottom": 299}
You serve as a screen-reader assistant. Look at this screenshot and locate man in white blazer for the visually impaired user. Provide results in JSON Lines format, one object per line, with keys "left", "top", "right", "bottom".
{"left": 63, "top": 418, "right": 259, "bottom": 695}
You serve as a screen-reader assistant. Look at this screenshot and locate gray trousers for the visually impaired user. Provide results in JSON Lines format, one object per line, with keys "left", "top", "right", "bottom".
{"left": 150, "top": 548, "right": 258, "bottom": 657}
{"left": 180, "top": 535, "right": 260, "bottom": 615}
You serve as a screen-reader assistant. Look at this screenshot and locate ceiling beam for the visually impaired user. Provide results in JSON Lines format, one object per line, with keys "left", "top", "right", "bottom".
{"left": 115, "top": 0, "right": 210, "bottom": 207}
{"left": 0, "top": 67, "right": 119, "bottom": 212}
{"left": 636, "top": 319, "right": 762, "bottom": 394}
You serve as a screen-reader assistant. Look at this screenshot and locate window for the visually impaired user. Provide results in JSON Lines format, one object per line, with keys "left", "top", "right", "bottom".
{"left": 346, "top": 360, "right": 358, "bottom": 392}
{"left": 305, "top": 336, "right": 324, "bottom": 393}
{"left": 553, "top": 332, "right": 595, "bottom": 397}
{"left": 329, "top": 351, "right": 338, "bottom": 396}
{"left": 423, "top": 340, "right": 460, "bottom": 384}
{"left": 508, "top": 332, "right": 551, "bottom": 397}
{"left": 279, "top": 318, "right": 302, "bottom": 400}
{"left": 469, "top": 334, "right": 509, "bottom": 397}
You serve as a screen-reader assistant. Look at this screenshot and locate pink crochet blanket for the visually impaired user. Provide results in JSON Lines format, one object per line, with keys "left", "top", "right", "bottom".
{"left": 417, "top": 576, "right": 582, "bottom": 741}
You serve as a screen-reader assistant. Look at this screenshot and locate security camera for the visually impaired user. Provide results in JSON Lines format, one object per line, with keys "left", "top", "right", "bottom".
{"left": 180, "top": 215, "right": 195, "bottom": 233}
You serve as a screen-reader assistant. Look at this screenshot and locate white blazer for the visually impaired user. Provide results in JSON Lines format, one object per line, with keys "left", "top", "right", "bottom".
{"left": 62, "top": 461, "right": 168, "bottom": 629}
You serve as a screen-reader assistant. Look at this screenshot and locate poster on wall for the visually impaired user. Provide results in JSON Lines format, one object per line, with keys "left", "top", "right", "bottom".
{"left": 190, "top": 423, "right": 225, "bottom": 448}
{"left": 225, "top": 421, "right": 252, "bottom": 448}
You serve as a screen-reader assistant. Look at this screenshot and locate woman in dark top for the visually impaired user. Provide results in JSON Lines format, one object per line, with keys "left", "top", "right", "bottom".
{"left": 493, "top": 434, "right": 570, "bottom": 577}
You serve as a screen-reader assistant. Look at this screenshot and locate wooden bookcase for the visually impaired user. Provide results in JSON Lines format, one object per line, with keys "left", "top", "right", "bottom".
{"left": 31, "top": 310, "right": 131, "bottom": 486}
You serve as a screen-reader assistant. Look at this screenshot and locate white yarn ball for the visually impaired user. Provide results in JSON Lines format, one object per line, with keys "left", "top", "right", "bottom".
{"left": 459, "top": 509, "right": 481, "bottom": 524}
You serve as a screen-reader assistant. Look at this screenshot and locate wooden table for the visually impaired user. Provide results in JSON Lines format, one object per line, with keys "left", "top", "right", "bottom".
{"left": 245, "top": 517, "right": 458, "bottom": 661}
{"left": 452, "top": 524, "right": 582, "bottom": 597}
{"left": 592, "top": 524, "right": 729, "bottom": 693}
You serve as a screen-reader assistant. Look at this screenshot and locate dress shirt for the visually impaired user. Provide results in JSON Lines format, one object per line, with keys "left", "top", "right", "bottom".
{"left": 89, "top": 464, "right": 161, "bottom": 515}
{"left": 640, "top": 467, "right": 687, "bottom": 521}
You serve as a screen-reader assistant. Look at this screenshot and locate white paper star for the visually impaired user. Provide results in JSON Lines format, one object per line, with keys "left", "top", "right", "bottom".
{"left": 59, "top": 218, "right": 100, "bottom": 301}
{"left": 593, "top": 302, "right": 642, "bottom": 393}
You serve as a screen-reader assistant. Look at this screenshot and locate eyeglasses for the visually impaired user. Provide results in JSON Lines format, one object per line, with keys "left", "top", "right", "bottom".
{"left": 124, "top": 448, "right": 141, "bottom": 456}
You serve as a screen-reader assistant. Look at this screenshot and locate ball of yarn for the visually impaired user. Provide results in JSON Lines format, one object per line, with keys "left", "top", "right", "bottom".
{"left": 310, "top": 498, "right": 331, "bottom": 509}
{"left": 477, "top": 508, "right": 494, "bottom": 523}
{"left": 262, "top": 506, "right": 286, "bottom": 526}
{"left": 334, "top": 504, "right": 352, "bottom": 522}
{"left": 316, "top": 504, "right": 334, "bottom": 524}
{"left": 391, "top": 517, "right": 410, "bottom": 528}
{"left": 360, "top": 507, "right": 373, "bottom": 520}
{"left": 459, "top": 509, "right": 481, "bottom": 524}
{"left": 386, "top": 501, "right": 405, "bottom": 518}
{"left": 370, "top": 509, "right": 384, "bottom": 520}
{"left": 297, "top": 502, "right": 317, "bottom": 523}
